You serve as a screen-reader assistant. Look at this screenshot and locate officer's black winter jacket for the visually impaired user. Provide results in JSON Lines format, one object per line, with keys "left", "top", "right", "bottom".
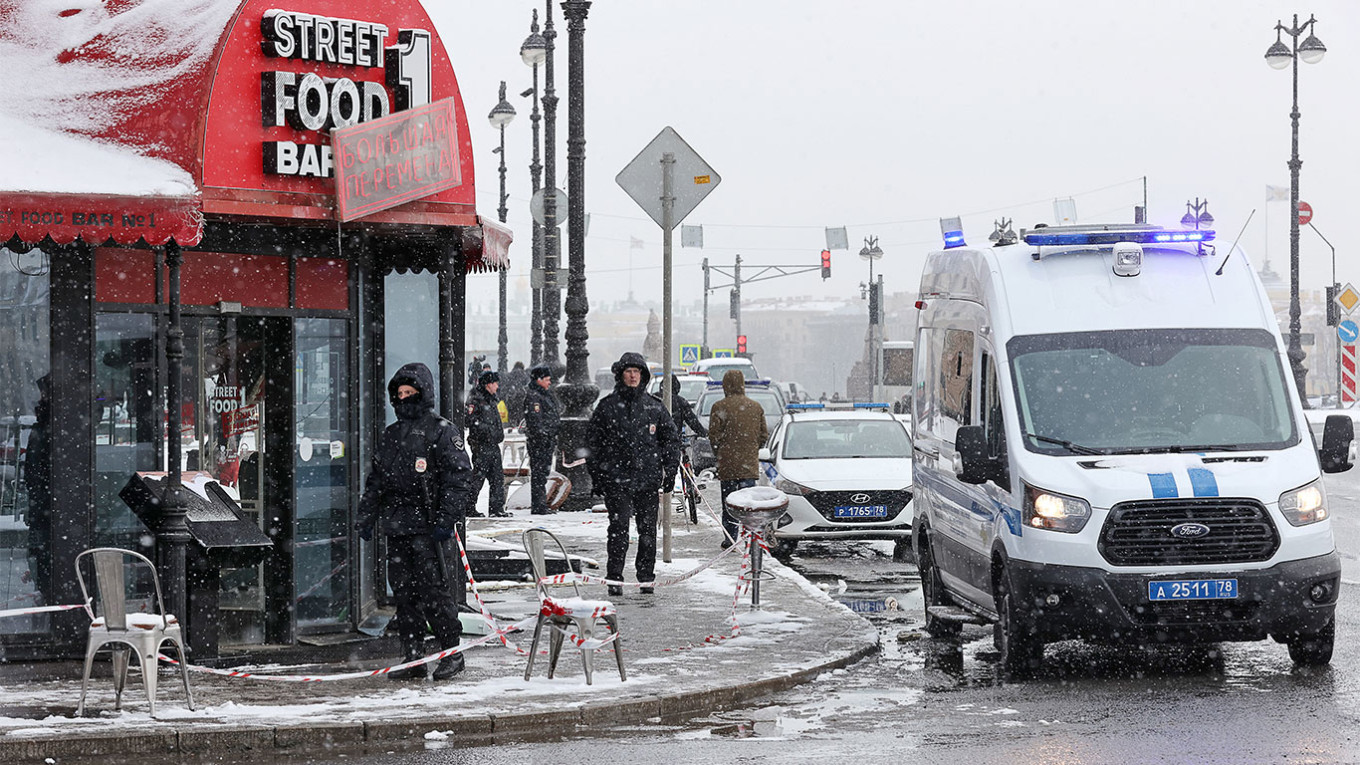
{"left": 358, "top": 363, "right": 475, "bottom": 536}
{"left": 524, "top": 384, "right": 561, "bottom": 442}
{"left": 587, "top": 354, "right": 681, "bottom": 494}
{"left": 465, "top": 385, "right": 504, "bottom": 449}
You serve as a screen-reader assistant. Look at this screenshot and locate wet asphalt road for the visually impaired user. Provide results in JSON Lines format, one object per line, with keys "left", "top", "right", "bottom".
{"left": 172, "top": 470, "right": 1360, "bottom": 764}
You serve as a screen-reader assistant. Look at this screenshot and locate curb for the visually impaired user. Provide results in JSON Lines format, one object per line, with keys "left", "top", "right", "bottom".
{"left": 0, "top": 640, "right": 879, "bottom": 760}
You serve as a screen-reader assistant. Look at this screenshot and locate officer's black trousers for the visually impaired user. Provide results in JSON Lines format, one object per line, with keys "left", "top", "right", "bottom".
{"left": 604, "top": 486, "right": 659, "bottom": 584}
{"left": 387, "top": 534, "right": 462, "bottom": 657}
{"left": 528, "top": 439, "right": 555, "bottom": 513}
{"left": 470, "top": 445, "right": 506, "bottom": 513}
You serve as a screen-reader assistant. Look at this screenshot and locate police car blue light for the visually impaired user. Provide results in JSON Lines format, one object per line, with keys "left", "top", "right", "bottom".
{"left": 1022, "top": 227, "right": 1216, "bottom": 247}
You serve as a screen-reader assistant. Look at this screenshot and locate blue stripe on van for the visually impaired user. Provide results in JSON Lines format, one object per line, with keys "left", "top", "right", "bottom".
{"left": 1187, "top": 467, "right": 1219, "bottom": 497}
{"left": 1148, "top": 472, "right": 1178, "bottom": 498}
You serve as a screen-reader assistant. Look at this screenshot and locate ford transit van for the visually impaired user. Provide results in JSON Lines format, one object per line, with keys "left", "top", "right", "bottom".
{"left": 910, "top": 221, "right": 1352, "bottom": 677}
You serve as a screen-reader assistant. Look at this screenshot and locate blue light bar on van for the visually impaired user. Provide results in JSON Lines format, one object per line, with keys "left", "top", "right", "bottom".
{"left": 787, "top": 403, "right": 823, "bottom": 410}
{"left": 940, "top": 216, "right": 965, "bottom": 249}
{"left": 853, "top": 403, "right": 892, "bottom": 409}
{"left": 1022, "top": 228, "right": 1216, "bottom": 246}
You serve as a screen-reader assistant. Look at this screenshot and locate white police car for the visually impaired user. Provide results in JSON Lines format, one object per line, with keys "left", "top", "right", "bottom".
{"left": 757, "top": 403, "right": 914, "bottom": 559}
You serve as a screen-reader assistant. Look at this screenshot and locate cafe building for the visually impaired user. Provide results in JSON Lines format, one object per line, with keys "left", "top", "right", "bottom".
{"left": 0, "top": 0, "right": 509, "bottom": 660}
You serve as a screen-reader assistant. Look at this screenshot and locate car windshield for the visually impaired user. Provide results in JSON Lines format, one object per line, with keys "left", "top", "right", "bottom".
{"left": 699, "top": 363, "right": 758, "bottom": 380}
{"left": 649, "top": 377, "right": 708, "bottom": 402}
{"left": 1008, "top": 328, "right": 1298, "bottom": 455}
{"left": 699, "top": 388, "right": 783, "bottom": 416}
{"left": 782, "top": 418, "right": 911, "bottom": 459}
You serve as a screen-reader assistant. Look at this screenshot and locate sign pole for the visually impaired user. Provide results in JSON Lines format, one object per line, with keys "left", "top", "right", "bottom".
{"left": 661, "top": 151, "right": 675, "bottom": 562}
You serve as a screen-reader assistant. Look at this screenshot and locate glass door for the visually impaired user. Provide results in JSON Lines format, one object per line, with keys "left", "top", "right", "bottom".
{"left": 293, "top": 317, "right": 351, "bottom": 629}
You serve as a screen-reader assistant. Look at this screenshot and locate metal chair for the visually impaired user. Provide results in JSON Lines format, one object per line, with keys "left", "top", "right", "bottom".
{"left": 521, "top": 528, "right": 625, "bottom": 685}
{"left": 75, "top": 548, "right": 194, "bottom": 717}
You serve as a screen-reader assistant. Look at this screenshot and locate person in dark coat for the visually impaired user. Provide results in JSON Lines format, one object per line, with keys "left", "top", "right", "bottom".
{"left": 22, "top": 374, "right": 52, "bottom": 604}
{"left": 524, "top": 365, "right": 561, "bottom": 515}
{"left": 357, "top": 362, "right": 475, "bottom": 680}
{"left": 501, "top": 361, "right": 530, "bottom": 427}
{"left": 466, "top": 370, "right": 509, "bottom": 517}
{"left": 587, "top": 352, "right": 681, "bottom": 595}
{"left": 658, "top": 373, "right": 707, "bottom": 492}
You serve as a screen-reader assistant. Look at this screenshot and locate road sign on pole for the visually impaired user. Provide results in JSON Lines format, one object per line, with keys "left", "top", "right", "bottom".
{"left": 1342, "top": 343, "right": 1357, "bottom": 407}
{"left": 617, "top": 127, "right": 720, "bottom": 564}
{"left": 713, "top": 348, "right": 734, "bottom": 358}
{"left": 1340, "top": 320, "right": 1359, "bottom": 345}
{"left": 680, "top": 344, "right": 700, "bottom": 367}
{"left": 1298, "top": 201, "right": 1314, "bottom": 226}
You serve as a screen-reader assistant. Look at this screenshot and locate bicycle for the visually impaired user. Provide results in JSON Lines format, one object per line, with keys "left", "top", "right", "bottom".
{"left": 677, "top": 435, "right": 702, "bottom": 525}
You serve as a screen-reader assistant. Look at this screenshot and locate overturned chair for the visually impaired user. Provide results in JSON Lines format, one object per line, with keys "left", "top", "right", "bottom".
{"left": 521, "top": 528, "right": 625, "bottom": 684}
{"left": 75, "top": 548, "right": 194, "bottom": 717}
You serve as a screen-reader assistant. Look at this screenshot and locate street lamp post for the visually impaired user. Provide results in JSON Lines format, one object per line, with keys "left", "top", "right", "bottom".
{"left": 541, "top": 0, "right": 561, "bottom": 365}
{"left": 1266, "top": 12, "right": 1326, "bottom": 402}
{"left": 859, "top": 236, "right": 883, "bottom": 396}
{"left": 488, "top": 82, "right": 516, "bottom": 373}
{"left": 557, "top": 0, "right": 597, "bottom": 510}
{"left": 521, "top": 12, "right": 547, "bottom": 366}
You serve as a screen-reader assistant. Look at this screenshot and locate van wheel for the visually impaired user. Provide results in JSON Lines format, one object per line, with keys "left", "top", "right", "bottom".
{"left": 1286, "top": 619, "right": 1335, "bottom": 666}
{"left": 918, "top": 533, "right": 960, "bottom": 638}
{"left": 994, "top": 569, "right": 1043, "bottom": 679}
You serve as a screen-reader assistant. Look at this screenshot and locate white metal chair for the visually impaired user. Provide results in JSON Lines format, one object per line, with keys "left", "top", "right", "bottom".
{"left": 521, "top": 528, "right": 625, "bottom": 685}
{"left": 75, "top": 548, "right": 194, "bottom": 717}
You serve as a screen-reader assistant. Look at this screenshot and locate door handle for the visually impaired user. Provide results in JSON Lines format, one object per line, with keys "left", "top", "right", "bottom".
{"left": 915, "top": 444, "right": 939, "bottom": 458}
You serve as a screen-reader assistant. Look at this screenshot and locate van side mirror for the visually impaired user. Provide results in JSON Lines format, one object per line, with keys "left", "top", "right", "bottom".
{"left": 955, "top": 425, "right": 995, "bottom": 485}
{"left": 758, "top": 447, "right": 772, "bottom": 462}
{"left": 1319, "top": 414, "right": 1354, "bottom": 474}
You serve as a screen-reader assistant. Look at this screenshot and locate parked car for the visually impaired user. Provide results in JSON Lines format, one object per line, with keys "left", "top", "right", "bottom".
{"left": 689, "top": 357, "right": 759, "bottom": 381}
{"left": 756, "top": 402, "right": 913, "bottom": 559}
{"left": 691, "top": 379, "right": 784, "bottom": 471}
{"left": 646, "top": 373, "right": 710, "bottom": 406}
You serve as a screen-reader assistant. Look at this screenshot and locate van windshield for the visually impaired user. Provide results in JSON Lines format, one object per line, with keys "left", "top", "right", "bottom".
{"left": 1008, "top": 328, "right": 1298, "bottom": 455}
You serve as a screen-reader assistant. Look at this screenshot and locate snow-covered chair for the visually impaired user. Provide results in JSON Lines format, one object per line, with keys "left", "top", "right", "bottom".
{"left": 74, "top": 548, "right": 194, "bottom": 717}
{"left": 521, "top": 528, "right": 625, "bottom": 685}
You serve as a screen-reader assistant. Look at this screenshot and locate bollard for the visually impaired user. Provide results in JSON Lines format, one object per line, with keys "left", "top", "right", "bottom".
{"left": 725, "top": 486, "right": 788, "bottom": 609}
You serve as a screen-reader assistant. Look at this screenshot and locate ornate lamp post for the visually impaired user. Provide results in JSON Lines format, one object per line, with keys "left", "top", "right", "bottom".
{"left": 520, "top": 12, "right": 547, "bottom": 366}
{"left": 488, "top": 82, "right": 516, "bottom": 373}
{"left": 1266, "top": 13, "right": 1326, "bottom": 400}
{"left": 557, "top": 0, "right": 597, "bottom": 509}
{"left": 541, "top": 0, "right": 562, "bottom": 364}
{"left": 859, "top": 236, "right": 883, "bottom": 392}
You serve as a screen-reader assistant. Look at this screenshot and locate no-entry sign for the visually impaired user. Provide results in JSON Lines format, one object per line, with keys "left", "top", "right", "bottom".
{"left": 1298, "top": 201, "right": 1314, "bottom": 226}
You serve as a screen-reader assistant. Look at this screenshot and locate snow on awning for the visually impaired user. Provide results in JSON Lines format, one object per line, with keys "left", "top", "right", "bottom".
{"left": 476, "top": 217, "right": 513, "bottom": 273}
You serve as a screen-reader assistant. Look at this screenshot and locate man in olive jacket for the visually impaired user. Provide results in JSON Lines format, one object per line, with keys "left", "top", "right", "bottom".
{"left": 587, "top": 352, "right": 681, "bottom": 595}
{"left": 707, "top": 369, "right": 769, "bottom": 545}
{"left": 357, "top": 362, "right": 476, "bottom": 680}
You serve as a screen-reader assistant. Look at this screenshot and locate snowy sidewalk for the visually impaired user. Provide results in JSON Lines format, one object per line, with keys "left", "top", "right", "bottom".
{"left": 0, "top": 502, "right": 878, "bottom": 760}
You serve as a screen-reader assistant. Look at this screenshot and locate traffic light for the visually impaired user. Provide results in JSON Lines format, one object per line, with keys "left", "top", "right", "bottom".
{"left": 737, "top": 335, "right": 747, "bottom": 355}
{"left": 729, "top": 288, "right": 739, "bottom": 319}
{"left": 821, "top": 249, "right": 831, "bottom": 279}
{"left": 1327, "top": 284, "right": 1340, "bottom": 327}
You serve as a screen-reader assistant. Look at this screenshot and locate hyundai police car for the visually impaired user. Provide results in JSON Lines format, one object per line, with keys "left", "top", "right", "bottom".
{"left": 757, "top": 402, "right": 914, "bottom": 559}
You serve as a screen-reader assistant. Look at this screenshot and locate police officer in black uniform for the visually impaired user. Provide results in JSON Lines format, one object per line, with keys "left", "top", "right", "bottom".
{"left": 588, "top": 352, "right": 681, "bottom": 595}
{"left": 466, "top": 370, "right": 509, "bottom": 517}
{"left": 357, "top": 362, "right": 475, "bottom": 681}
{"left": 524, "top": 365, "right": 561, "bottom": 515}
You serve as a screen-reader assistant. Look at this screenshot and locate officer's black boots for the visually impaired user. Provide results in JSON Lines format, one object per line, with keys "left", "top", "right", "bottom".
{"left": 432, "top": 653, "right": 465, "bottom": 680}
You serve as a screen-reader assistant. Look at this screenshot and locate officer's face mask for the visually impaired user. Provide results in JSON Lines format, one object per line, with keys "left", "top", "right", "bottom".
{"left": 392, "top": 388, "right": 425, "bottom": 420}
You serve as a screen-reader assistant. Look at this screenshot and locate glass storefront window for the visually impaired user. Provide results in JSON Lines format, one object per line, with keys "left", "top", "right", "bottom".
{"left": 93, "top": 313, "right": 159, "bottom": 552}
{"left": 0, "top": 248, "right": 50, "bottom": 629}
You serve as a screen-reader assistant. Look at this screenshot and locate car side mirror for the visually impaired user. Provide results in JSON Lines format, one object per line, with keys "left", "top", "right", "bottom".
{"left": 955, "top": 425, "right": 997, "bottom": 485}
{"left": 758, "top": 447, "right": 772, "bottom": 462}
{"left": 1319, "top": 414, "right": 1354, "bottom": 474}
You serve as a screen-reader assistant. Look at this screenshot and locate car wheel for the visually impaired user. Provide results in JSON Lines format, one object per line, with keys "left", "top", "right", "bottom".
{"left": 918, "top": 531, "right": 960, "bottom": 638}
{"left": 1286, "top": 618, "right": 1335, "bottom": 666}
{"left": 892, "top": 538, "right": 913, "bottom": 563}
{"left": 994, "top": 567, "right": 1043, "bottom": 679}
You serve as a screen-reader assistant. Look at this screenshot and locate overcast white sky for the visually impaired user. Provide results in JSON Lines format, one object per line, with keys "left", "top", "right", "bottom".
{"left": 426, "top": 1, "right": 1360, "bottom": 311}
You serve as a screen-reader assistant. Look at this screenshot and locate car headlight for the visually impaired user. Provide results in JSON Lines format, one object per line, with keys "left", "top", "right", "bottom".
{"left": 1023, "top": 483, "right": 1091, "bottom": 533}
{"left": 1279, "top": 479, "right": 1328, "bottom": 526}
{"left": 772, "top": 476, "right": 810, "bottom": 496}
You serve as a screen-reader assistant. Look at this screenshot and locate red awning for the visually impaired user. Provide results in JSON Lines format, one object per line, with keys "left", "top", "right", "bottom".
{"left": 1, "top": 191, "right": 203, "bottom": 247}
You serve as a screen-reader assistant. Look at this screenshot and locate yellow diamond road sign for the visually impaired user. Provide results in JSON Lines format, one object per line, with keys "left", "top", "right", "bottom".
{"left": 1338, "top": 283, "right": 1360, "bottom": 315}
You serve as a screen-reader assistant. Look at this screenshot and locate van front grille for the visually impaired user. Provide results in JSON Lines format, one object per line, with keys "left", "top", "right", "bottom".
{"left": 1098, "top": 498, "right": 1278, "bottom": 566}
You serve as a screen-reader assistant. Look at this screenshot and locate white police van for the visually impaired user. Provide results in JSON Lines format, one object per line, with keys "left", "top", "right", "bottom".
{"left": 910, "top": 220, "right": 1353, "bottom": 677}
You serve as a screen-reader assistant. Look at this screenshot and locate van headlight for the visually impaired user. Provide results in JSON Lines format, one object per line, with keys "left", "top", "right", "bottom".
{"left": 1023, "top": 483, "right": 1091, "bottom": 533}
{"left": 773, "top": 477, "right": 810, "bottom": 496}
{"left": 1279, "top": 479, "right": 1328, "bottom": 526}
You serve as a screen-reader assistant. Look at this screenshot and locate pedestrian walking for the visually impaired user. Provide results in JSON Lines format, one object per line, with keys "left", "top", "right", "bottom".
{"left": 356, "top": 362, "right": 475, "bottom": 681}
{"left": 587, "top": 352, "right": 681, "bottom": 596}
{"left": 658, "top": 373, "right": 706, "bottom": 491}
{"left": 524, "top": 364, "right": 561, "bottom": 515}
{"left": 466, "top": 370, "right": 510, "bottom": 517}
{"left": 707, "top": 369, "right": 769, "bottom": 546}
{"left": 502, "top": 360, "right": 530, "bottom": 427}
